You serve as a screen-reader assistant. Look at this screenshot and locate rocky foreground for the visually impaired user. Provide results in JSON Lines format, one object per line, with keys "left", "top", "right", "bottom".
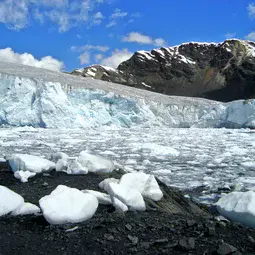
{"left": 0, "top": 164, "right": 255, "bottom": 255}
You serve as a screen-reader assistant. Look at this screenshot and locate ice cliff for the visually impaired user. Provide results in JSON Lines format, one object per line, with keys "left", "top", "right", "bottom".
{"left": 0, "top": 61, "right": 254, "bottom": 129}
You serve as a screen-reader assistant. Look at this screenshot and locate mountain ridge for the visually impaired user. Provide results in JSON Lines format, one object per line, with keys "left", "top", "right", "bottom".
{"left": 71, "top": 39, "right": 255, "bottom": 102}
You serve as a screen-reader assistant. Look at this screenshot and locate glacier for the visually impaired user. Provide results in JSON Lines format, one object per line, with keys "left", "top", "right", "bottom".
{"left": 0, "top": 61, "right": 255, "bottom": 128}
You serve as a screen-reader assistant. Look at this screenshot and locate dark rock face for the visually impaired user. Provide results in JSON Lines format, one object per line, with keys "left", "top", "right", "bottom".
{"left": 71, "top": 39, "right": 255, "bottom": 102}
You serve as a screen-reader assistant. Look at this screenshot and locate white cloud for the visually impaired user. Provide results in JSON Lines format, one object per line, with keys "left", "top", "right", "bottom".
{"left": 95, "top": 54, "right": 103, "bottom": 61}
{"left": 131, "top": 12, "right": 141, "bottom": 18}
{"left": 122, "top": 32, "right": 167, "bottom": 47}
{"left": 32, "top": 0, "right": 68, "bottom": 8}
{"left": 71, "top": 44, "right": 109, "bottom": 52}
{"left": 46, "top": 10, "right": 71, "bottom": 32}
{"left": 106, "top": 8, "right": 128, "bottom": 28}
{"left": 79, "top": 52, "right": 90, "bottom": 65}
{"left": 106, "top": 20, "right": 116, "bottom": 28}
{"left": 93, "top": 11, "right": 104, "bottom": 25}
{"left": 72, "top": 44, "right": 109, "bottom": 65}
{"left": 246, "top": 31, "right": 255, "bottom": 41}
{"left": 0, "top": 48, "right": 64, "bottom": 71}
{"left": 248, "top": 3, "right": 255, "bottom": 18}
{"left": 225, "top": 32, "right": 236, "bottom": 39}
{"left": 0, "top": 0, "right": 29, "bottom": 30}
{"left": 0, "top": 1, "right": 138, "bottom": 32}
{"left": 100, "top": 49, "right": 132, "bottom": 68}
{"left": 154, "top": 38, "right": 167, "bottom": 47}
{"left": 0, "top": 0, "right": 107, "bottom": 32}
{"left": 110, "top": 8, "right": 128, "bottom": 19}
{"left": 94, "top": 12, "right": 104, "bottom": 19}
{"left": 34, "top": 8, "right": 44, "bottom": 23}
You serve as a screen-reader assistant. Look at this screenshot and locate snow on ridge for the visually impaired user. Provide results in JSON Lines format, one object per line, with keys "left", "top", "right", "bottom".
{"left": 137, "top": 50, "right": 155, "bottom": 61}
{"left": 74, "top": 68, "right": 83, "bottom": 73}
{"left": 175, "top": 41, "right": 219, "bottom": 48}
{"left": 100, "top": 65, "right": 117, "bottom": 72}
{"left": 79, "top": 65, "right": 118, "bottom": 76}
{"left": 136, "top": 39, "right": 255, "bottom": 61}
{"left": 86, "top": 69, "right": 96, "bottom": 77}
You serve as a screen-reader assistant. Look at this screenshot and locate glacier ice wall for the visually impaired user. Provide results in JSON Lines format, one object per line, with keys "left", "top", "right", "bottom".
{"left": 0, "top": 63, "right": 255, "bottom": 129}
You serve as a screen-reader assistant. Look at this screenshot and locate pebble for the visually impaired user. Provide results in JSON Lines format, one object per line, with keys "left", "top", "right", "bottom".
{"left": 217, "top": 242, "right": 237, "bottom": 255}
{"left": 128, "top": 235, "right": 138, "bottom": 245}
{"left": 178, "top": 237, "right": 195, "bottom": 251}
{"left": 125, "top": 224, "right": 132, "bottom": 231}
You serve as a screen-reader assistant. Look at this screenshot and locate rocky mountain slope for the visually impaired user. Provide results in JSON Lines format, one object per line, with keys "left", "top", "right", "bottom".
{"left": 71, "top": 39, "right": 255, "bottom": 102}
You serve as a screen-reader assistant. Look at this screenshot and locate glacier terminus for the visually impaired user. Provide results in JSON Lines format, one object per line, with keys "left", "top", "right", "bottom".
{"left": 0, "top": 61, "right": 255, "bottom": 129}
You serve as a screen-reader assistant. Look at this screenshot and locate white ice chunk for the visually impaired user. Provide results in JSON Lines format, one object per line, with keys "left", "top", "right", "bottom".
{"left": 241, "top": 162, "right": 255, "bottom": 169}
{"left": 67, "top": 158, "right": 88, "bottom": 175}
{"left": 142, "top": 159, "right": 151, "bottom": 165}
{"left": 120, "top": 173, "right": 163, "bottom": 201}
{"left": 11, "top": 202, "right": 40, "bottom": 216}
{"left": 108, "top": 182, "right": 146, "bottom": 211}
{"left": 111, "top": 196, "right": 128, "bottom": 212}
{"left": 56, "top": 158, "right": 68, "bottom": 172}
{"left": 39, "top": 185, "right": 98, "bottom": 224}
{"left": 216, "top": 191, "right": 255, "bottom": 228}
{"left": 14, "top": 170, "right": 36, "bottom": 183}
{"left": 9, "top": 154, "right": 55, "bottom": 173}
{"left": 150, "top": 169, "right": 172, "bottom": 175}
{"left": 0, "top": 186, "right": 24, "bottom": 216}
{"left": 51, "top": 152, "right": 69, "bottom": 163}
{"left": 78, "top": 151, "right": 114, "bottom": 173}
{"left": 99, "top": 178, "right": 119, "bottom": 193}
{"left": 82, "top": 190, "right": 112, "bottom": 205}
{"left": 142, "top": 143, "right": 180, "bottom": 158}
{"left": 125, "top": 159, "right": 137, "bottom": 165}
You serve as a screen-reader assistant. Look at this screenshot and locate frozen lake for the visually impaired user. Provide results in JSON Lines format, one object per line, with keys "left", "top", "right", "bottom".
{"left": 1, "top": 127, "right": 255, "bottom": 204}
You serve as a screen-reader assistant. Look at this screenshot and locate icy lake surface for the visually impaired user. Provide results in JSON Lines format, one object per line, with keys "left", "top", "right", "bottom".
{"left": 1, "top": 126, "right": 255, "bottom": 204}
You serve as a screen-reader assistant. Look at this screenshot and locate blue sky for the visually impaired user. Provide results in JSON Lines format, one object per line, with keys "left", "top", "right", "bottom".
{"left": 0, "top": 0, "right": 254, "bottom": 72}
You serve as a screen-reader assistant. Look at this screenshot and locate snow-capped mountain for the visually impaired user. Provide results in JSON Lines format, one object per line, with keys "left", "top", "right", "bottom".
{"left": 71, "top": 39, "right": 255, "bottom": 102}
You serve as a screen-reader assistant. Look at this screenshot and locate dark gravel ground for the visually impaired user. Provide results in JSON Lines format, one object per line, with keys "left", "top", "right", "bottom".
{"left": 1, "top": 168, "right": 255, "bottom": 255}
